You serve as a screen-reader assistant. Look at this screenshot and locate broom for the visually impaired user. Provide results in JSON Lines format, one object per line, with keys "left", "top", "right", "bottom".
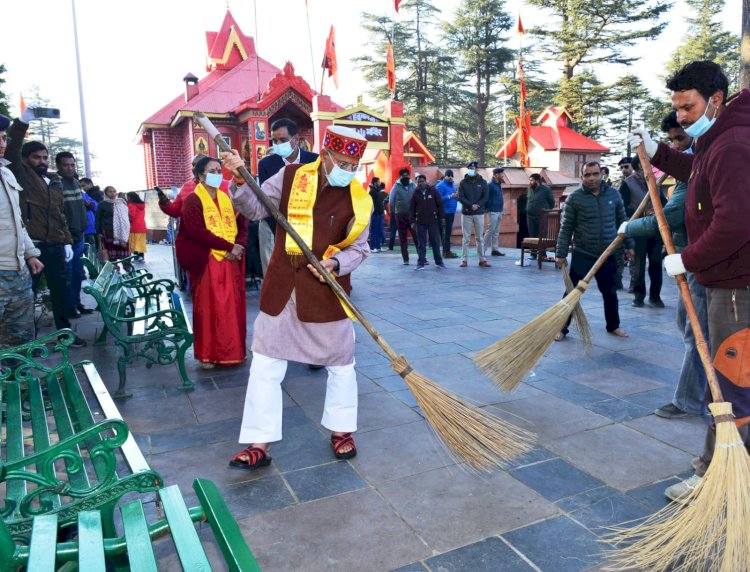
{"left": 474, "top": 180, "right": 659, "bottom": 393}
{"left": 605, "top": 146, "right": 750, "bottom": 571}
{"left": 193, "top": 113, "right": 535, "bottom": 471}
{"left": 561, "top": 261, "right": 592, "bottom": 351}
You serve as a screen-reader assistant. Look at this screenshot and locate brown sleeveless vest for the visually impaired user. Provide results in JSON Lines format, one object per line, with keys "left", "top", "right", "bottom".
{"left": 259, "top": 164, "right": 355, "bottom": 323}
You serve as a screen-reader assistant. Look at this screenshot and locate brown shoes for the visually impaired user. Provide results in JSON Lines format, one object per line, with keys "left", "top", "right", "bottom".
{"left": 459, "top": 260, "right": 468, "bottom": 267}
{"left": 479, "top": 260, "right": 491, "bottom": 267}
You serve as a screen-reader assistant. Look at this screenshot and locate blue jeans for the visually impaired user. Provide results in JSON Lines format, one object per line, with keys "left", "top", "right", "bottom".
{"left": 673, "top": 271, "right": 710, "bottom": 414}
{"left": 66, "top": 237, "right": 85, "bottom": 309}
{"left": 369, "top": 214, "right": 384, "bottom": 250}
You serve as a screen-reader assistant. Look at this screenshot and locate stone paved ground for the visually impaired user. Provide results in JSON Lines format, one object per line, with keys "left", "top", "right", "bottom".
{"left": 59, "top": 243, "right": 706, "bottom": 571}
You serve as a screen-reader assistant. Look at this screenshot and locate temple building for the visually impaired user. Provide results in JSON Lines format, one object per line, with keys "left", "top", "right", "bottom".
{"left": 496, "top": 106, "right": 609, "bottom": 179}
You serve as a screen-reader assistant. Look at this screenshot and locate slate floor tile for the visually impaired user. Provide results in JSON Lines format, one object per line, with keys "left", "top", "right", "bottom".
{"left": 583, "top": 399, "right": 652, "bottom": 422}
{"left": 504, "top": 446, "right": 557, "bottom": 469}
{"left": 624, "top": 414, "right": 708, "bottom": 456}
{"left": 268, "top": 406, "right": 333, "bottom": 472}
{"left": 217, "top": 474, "right": 295, "bottom": 520}
{"left": 566, "top": 368, "right": 665, "bottom": 398}
{"left": 511, "top": 458, "right": 605, "bottom": 501}
{"left": 188, "top": 385, "right": 249, "bottom": 424}
{"left": 424, "top": 537, "right": 533, "bottom": 572}
{"left": 146, "top": 416, "right": 242, "bottom": 454}
{"left": 626, "top": 477, "right": 681, "bottom": 513}
{"left": 284, "top": 461, "right": 368, "bottom": 502}
{"left": 389, "top": 564, "right": 428, "bottom": 572}
{"left": 560, "top": 488, "right": 653, "bottom": 532}
{"left": 503, "top": 516, "right": 602, "bottom": 572}
{"left": 530, "top": 378, "right": 612, "bottom": 407}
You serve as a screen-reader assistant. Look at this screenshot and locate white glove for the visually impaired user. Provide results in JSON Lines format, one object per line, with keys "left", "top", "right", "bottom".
{"left": 617, "top": 221, "right": 628, "bottom": 235}
{"left": 64, "top": 244, "right": 74, "bottom": 263}
{"left": 628, "top": 127, "right": 658, "bottom": 159}
{"left": 20, "top": 107, "right": 36, "bottom": 123}
{"left": 664, "top": 253, "right": 686, "bottom": 277}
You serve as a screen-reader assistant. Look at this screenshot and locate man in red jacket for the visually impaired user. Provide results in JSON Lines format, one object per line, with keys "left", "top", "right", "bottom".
{"left": 630, "top": 60, "right": 750, "bottom": 503}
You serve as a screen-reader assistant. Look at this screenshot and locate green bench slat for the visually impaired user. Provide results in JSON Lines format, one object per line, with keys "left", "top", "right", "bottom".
{"left": 159, "top": 485, "right": 212, "bottom": 571}
{"left": 121, "top": 499, "right": 159, "bottom": 571}
{"left": 77, "top": 511, "right": 106, "bottom": 571}
{"left": 194, "top": 479, "right": 262, "bottom": 572}
{"left": 4, "top": 382, "right": 26, "bottom": 504}
{"left": 27, "top": 377, "right": 61, "bottom": 511}
{"left": 27, "top": 514, "right": 58, "bottom": 570}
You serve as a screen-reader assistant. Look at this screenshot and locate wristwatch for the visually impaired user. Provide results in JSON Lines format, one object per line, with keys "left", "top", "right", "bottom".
{"left": 331, "top": 257, "right": 340, "bottom": 274}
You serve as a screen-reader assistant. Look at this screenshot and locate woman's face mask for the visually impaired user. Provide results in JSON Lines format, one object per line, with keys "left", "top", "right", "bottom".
{"left": 204, "top": 172, "right": 223, "bottom": 189}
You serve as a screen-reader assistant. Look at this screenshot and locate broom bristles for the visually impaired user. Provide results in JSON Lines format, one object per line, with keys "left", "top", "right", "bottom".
{"left": 605, "top": 401, "right": 750, "bottom": 572}
{"left": 391, "top": 356, "right": 536, "bottom": 471}
{"left": 473, "top": 289, "right": 584, "bottom": 392}
{"left": 561, "top": 270, "right": 592, "bottom": 351}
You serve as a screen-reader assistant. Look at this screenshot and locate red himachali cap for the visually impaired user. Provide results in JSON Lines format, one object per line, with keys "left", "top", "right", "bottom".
{"left": 323, "top": 125, "right": 368, "bottom": 159}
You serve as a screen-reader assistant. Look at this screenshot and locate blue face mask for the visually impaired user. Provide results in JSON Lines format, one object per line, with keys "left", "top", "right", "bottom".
{"left": 324, "top": 160, "right": 357, "bottom": 187}
{"left": 204, "top": 172, "right": 223, "bottom": 188}
{"left": 272, "top": 140, "right": 294, "bottom": 159}
{"left": 684, "top": 101, "right": 718, "bottom": 138}
{"left": 467, "top": 169, "right": 476, "bottom": 177}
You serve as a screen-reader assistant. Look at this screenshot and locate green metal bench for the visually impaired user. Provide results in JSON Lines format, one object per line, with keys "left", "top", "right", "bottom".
{"left": 0, "top": 478, "right": 262, "bottom": 571}
{"left": 83, "top": 262, "right": 194, "bottom": 398}
{"left": 0, "top": 330, "right": 164, "bottom": 540}
{"left": 81, "top": 242, "right": 101, "bottom": 280}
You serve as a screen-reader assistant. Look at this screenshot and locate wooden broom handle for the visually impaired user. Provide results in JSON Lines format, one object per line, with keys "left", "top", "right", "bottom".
{"left": 635, "top": 145, "right": 723, "bottom": 403}
{"left": 194, "top": 113, "right": 400, "bottom": 362}
{"left": 575, "top": 175, "right": 666, "bottom": 286}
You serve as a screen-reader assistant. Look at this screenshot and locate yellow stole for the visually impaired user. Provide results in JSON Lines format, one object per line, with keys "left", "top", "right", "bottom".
{"left": 194, "top": 183, "right": 238, "bottom": 261}
{"left": 286, "top": 159, "right": 371, "bottom": 319}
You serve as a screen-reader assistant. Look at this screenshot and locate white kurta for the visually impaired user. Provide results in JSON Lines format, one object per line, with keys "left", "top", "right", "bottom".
{"left": 230, "top": 168, "right": 370, "bottom": 366}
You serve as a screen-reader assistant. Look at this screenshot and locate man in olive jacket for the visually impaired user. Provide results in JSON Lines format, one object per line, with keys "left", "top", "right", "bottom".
{"left": 555, "top": 161, "right": 633, "bottom": 340}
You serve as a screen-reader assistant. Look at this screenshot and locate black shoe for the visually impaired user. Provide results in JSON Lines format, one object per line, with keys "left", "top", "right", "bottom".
{"left": 632, "top": 299, "right": 644, "bottom": 308}
{"left": 76, "top": 304, "right": 94, "bottom": 315}
{"left": 70, "top": 308, "right": 82, "bottom": 319}
{"left": 627, "top": 286, "right": 635, "bottom": 294}
{"left": 648, "top": 297, "right": 665, "bottom": 308}
{"left": 70, "top": 336, "right": 87, "bottom": 348}
{"left": 654, "top": 403, "right": 692, "bottom": 419}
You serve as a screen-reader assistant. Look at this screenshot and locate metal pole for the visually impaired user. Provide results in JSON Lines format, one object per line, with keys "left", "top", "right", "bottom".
{"left": 254, "top": 0, "right": 261, "bottom": 101}
{"left": 503, "top": 102, "right": 507, "bottom": 166}
{"left": 305, "top": 0, "right": 318, "bottom": 90}
{"left": 71, "top": 0, "right": 91, "bottom": 177}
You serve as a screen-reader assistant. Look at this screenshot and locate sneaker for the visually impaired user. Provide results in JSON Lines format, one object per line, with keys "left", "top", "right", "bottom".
{"left": 478, "top": 260, "right": 491, "bottom": 267}
{"left": 459, "top": 261, "right": 467, "bottom": 267}
{"left": 491, "top": 250, "right": 505, "bottom": 256}
{"left": 648, "top": 296, "right": 665, "bottom": 308}
{"left": 70, "top": 336, "right": 87, "bottom": 348}
{"left": 371, "top": 248, "right": 381, "bottom": 253}
{"left": 403, "top": 260, "right": 409, "bottom": 265}
{"left": 515, "top": 259, "right": 524, "bottom": 266}
{"left": 665, "top": 474, "right": 702, "bottom": 503}
{"left": 632, "top": 299, "right": 644, "bottom": 307}
{"left": 415, "top": 265, "right": 425, "bottom": 271}
{"left": 201, "top": 362, "right": 215, "bottom": 370}
{"left": 654, "top": 403, "right": 692, "bottom": 419}
{"left": 436, "top": 263, "right": 447, "bottom": 268}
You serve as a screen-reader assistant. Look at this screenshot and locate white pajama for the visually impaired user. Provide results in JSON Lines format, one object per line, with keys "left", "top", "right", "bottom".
{"left": 239, "top": 352, "right": 358, "bottom": 444}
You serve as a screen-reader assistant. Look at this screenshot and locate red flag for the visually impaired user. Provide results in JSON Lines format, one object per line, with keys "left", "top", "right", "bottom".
{"left": 20, "top": 93, "right": 27, "bottom": 114}
{"left": 386, "top": 40, "right": 396, "bottom": 94}
{"left": 517, "top": 13, "right": 525, "bottom": 34}
{"left": 395, "top": 0, "right": 402, "bottom": 12}
{"left": 516, "top": 54, "right": 531, "bottom": 167}
{"left": 321, "top": 25, "right": 339, "bottom": 89}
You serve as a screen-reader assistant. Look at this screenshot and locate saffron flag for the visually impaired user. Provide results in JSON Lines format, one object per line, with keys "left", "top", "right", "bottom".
{"left": 517, "top": 13, "right": 525, "bottom": 35}
{"left": 395, "top": 0, "right": 402, "bottom": 12}
{"left": 321, "top": 25, "right": 339, "bottom": 89}
{"left": 516, "top": 53, "right": 531, "bottom": 167}
{"left": 386, "top": 40, "right": 396, "bottom": 94}
{"left": 20, "top": 93, "right": 26, "bottom": 114}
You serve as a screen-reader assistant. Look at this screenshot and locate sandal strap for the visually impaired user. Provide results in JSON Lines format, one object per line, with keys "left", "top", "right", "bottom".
{"left": 331, "top": 433, "right": 355, "bottom": 453}
{"left": 232, "top": 446, "right": 267, "bottom": 464}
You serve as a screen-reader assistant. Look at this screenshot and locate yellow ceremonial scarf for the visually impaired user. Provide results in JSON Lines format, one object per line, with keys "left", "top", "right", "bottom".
{"left": 194, "top": 183, "right": 238, "bottom": 261}
{"left": 286, "top": 158, "right": 371, "bottom": 319}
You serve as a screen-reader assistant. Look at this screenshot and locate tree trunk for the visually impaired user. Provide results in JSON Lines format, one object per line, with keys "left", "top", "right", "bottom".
{"left": 741, "top": 0, "right": 750, "bottom": 89}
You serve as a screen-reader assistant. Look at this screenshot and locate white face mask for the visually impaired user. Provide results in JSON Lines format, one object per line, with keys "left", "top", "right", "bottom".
{"left": 467, "top": 169, "right": 476, "bottom": 177}
{"left": 204, "top": 172, "right": 223, "bottom": 188}
{"left": 272, "top": 140, "right": 294, "bottom": 159}
{"left": 684, "top": 99, "right": 718, "bottom": 138}
{"left": 323, "top": 157, "right": 357, "bottom": 187}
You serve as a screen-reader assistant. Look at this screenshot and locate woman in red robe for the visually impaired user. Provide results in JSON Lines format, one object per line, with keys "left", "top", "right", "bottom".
{"left": 177, "top": 157, "right": 248, "bottom": 369}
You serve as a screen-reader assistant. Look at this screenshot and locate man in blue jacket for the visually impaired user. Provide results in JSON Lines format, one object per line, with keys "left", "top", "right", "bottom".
{"left": 256, "top": 119, "right": 318, "bottom": 273}
{"left": 436, "top": 170, "right": 458, "bottom": 258}
{"left": 483, "top": 168, "right": 505, "bottom": 256}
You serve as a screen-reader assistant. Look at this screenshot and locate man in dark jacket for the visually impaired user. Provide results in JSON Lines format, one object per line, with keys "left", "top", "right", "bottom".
{"left": 555, "top": 161, "right": 633, "bottom": 340}
{"left": 458, "top": 161, "right": 490, "bottom": 267}
{"left": 436, "top": 170, "right": 458, "bottom": 258}
{"left": 4, "top": 115, "right": 84, "bottom": 345}
{"left": 256, "top": 119, "right": 318, "bottom": 273}
{"left": 631, "top": 61, "right": 750, "bottom": 503}
{"left": 389, "top": 168, "right": 418, "bottom": 265}
{"left": 410, "top": 174, "right": 445, "bottom": 270}
{"left": 483, "top": 168, "right": 505, "bottom": 256}
{"left": 619, "top": 155, "right": 665, "bottom": 308}
{"left": 368, "top": 177, "right": 385, "bottom": 252}
{"left": 523, "top": 173, "right": 555, "bottom": 262}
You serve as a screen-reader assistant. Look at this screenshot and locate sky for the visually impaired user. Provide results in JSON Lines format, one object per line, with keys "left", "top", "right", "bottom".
{"left": 0, "top": 0, "right": 742, "bottom": 190}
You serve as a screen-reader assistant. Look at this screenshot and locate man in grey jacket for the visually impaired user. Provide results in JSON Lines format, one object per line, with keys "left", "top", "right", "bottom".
{"left": 458, "top": 161, "right": 490, "bottom": 267}
{"left": 0, "top": 114, "right": 44, "bottom": 348}
{"left": 555, "top": 161, "right": 633, "bottom": 340}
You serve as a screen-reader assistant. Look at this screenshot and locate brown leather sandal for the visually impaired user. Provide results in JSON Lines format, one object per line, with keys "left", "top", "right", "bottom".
{"left": 331, "top": 433, "right": 357, "bottom": 460}
{"left": 229, "top": 446, "right": 272, "bottom": 470}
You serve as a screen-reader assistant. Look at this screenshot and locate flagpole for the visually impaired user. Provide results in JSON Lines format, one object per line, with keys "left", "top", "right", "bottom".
{"left": 305, "top": 0, "right": 318, "bottom": 90}
{"left": 71, "top": 0, "right": 91, "bottom": 178}
{"left": 254, "top": 0, "right": 261, "bottom": 101}
{"left": 391, "top": 0, "right": 396, "bottom": 100}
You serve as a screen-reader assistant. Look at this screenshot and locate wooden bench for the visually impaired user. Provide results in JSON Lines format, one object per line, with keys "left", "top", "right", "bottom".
{"left": 83, "top": 262, "right": 194, "bottom": 398}
{"left": 520, "top": 208, "right": 562, "bottom": 269}
{"left": 0, "top": 478, "right": 261, "bottom": 571}
{"left": 0, "top": 330, "right": 164, "bottom": 540}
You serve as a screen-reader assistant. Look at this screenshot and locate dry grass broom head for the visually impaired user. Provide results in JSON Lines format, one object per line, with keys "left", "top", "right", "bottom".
{"left": 391, "top": 356, "right": 536, "bottom": 471}
{"left": 605, "top": 401, "right": 750, "bottom": 572}
{"left": 473, "top": 288, "right": 586, "bottom": 392}
{"left": 561, "top": 270, "right": 592, "bottom": 351}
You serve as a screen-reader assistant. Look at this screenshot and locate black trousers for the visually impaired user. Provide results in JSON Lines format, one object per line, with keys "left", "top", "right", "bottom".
{"left": 416, "top": 223, "right": 443, "bottom": 265}
{"left": 631, "top": 236, "right": 664, "bottom": 301}
{"left": 33, "top": 243, "right": 72, "bottom": 330}
{"left": 562, "top": 251, "right": 620, "bottom": 334}
{"left": 442, "top": 213, "right": 455, "bottom": 254}
{"left": 527, "top": 214, "right": 544, "bottom": 257}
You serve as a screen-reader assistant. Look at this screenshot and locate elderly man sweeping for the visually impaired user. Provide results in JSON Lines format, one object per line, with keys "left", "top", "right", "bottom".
{"left": 222, "top": 126, "right": 371, "bottom": 469}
